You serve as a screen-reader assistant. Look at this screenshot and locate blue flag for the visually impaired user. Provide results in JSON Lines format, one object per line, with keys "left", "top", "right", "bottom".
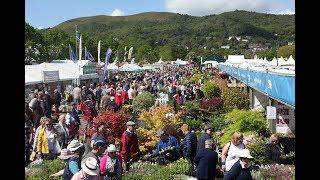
{"left": 69, "top": 45, "right": 77, "bottom": 62}
{"left": 103, "top": 48, "right": 112, "bottom": 78}
{"left": 85, "top": 49, "right": 95, "bottom": 62}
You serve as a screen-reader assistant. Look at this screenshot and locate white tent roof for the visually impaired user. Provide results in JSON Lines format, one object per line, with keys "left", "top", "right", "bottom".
{"left": 25, "top": 60, "right": 98, "bottom": 85}
{"left": 99, "top": 63, "right": 119, "bottom": 71}
{"left": 284, "top": 55, "right": 295, "bottom": 65}
{"left": 226, "top": 55, "right": 245, "bottom": 64}
{"left": 119, "top": 63, "right": 142, "bottom": 72}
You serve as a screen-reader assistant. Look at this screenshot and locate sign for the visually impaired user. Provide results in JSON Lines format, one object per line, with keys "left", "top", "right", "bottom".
{"left": 275, "top": 104, "right": 291, "bottom": 134}
{"left": 157, "top": 92, "right": 169, "bottom": 105}
{"left": 42, "top": 71, "right": 59, "bottom": 82}
{"left": 266, "top": 106, "right": 277, "bottom": 119}
{"left": 83, "top": 65, "right": 96, "bottom": 74}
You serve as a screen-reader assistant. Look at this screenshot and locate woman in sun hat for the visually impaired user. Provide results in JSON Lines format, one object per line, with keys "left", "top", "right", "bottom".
{"left": 71, "top": 157, "right": 100, "bottom": 180}
{"left": 62, "top": 139, "right": 84, "bottom": 180}
{"left": 100, "top": 144, "right": 123, "bottom": 180}
{"left": 49, "top": 149, "right": 77, "bottom": 177}
{"left": 224, "top": 149, "right": 254, "bottom": 180}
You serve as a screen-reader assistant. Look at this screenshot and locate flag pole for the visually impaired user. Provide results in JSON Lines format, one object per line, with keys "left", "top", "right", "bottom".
{"left": 75, "top": 25, "right": 78, "bottom": 60}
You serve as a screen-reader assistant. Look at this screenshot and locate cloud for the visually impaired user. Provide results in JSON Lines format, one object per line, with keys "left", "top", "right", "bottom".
{"left": 36, "top": 26, "right": 44, "bottom": 30}
{"left": 165, "top": 0, "right": 292, "bottom": 16}
{"left": 111, "top": 9, "right": 125, "bottom": 16}
{"left": 276, "top": 9, "right": 295, "bottom": 15}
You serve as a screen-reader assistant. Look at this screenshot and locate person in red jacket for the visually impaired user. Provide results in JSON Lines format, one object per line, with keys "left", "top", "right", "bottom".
{"left": 115, "top": 89, "right": 123, "bottom": 107}
{"left": 121, "top": 90, "right": 129, "bottom": 104}
{"left": 120, "top": 121, "right": 141, "bottom": 172}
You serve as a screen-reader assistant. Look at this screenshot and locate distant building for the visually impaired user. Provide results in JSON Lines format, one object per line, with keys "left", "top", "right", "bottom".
{"left": 248, "top": 43, "right": 267, "bottom": 51}
{"left": 221, "top": 45, "right": 230, "bottom": 49}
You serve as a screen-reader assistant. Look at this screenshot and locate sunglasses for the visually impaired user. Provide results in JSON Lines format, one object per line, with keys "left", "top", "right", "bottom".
{"left": 46, "top": 124, "right": 52, "bottom": 126}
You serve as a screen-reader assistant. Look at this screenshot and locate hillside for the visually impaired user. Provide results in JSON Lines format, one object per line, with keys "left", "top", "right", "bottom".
{"left": 27, "top": 10, "right": 294, "bottom": 64}
{"left": 52, "top": 10, "right": 294, "bottom": 46}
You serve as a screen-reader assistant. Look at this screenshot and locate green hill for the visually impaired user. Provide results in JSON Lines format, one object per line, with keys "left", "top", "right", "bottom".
{"left": 27, "top": 10, "right": 294, "bottom": 64}
{"left": 52, "top": 10, "right": 294, "bottom": 44}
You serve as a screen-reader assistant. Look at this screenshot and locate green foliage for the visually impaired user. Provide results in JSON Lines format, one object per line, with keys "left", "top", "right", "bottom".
{"left": 257, "top": 48, "right": 277, "bottom": 60}
{"left": 208, "top": 114, "right": 227, "bottom": 132}
{"left": 222, "top": 88, "right": 249, "bottom": 111}
{"left": 132, "top": 92, "right": 156, "bottom": 112}
{"left": 122, "top": 159, "right": 191, "bottom": 180}
{"left": 277, "top": 45, "right": 295, "bottom": 58}
{"left": 247, "top": 137, "right": 268, "bottom": 165}
{"left": 185, "top": 119, "right": 202, "bottom": 131}
{"left": 220, "top": 109, "right": 269, "bottom": 145}
{"left": 202, "top": 81, "right": 221, "bottom": 99}
{"left": 26, "top": 159, "right": 65, "bottom": 180}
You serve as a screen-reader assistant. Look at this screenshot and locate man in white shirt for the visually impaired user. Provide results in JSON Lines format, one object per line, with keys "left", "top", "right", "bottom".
{"left": 73, "top": 85, "right": 81, "bottom": 104}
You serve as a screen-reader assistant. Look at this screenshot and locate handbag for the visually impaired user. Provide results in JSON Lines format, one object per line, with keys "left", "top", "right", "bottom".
{"left": 30, "top": 151, "right": 36, "bottom": 161}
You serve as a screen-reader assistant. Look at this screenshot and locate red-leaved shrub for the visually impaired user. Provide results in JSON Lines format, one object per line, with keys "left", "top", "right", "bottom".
{"left": 199, "top": 97, "right": 224, "bottom": 111}
{"left": 86, "top": 109, "right": 131, "bottom": 138}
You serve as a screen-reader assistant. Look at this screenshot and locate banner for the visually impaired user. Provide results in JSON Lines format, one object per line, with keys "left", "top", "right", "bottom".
{"left": 218, "top": 64, "right": 295, "bottom": 106}
{"left": 42, "top": 71, "right": 59, "bottom": 82}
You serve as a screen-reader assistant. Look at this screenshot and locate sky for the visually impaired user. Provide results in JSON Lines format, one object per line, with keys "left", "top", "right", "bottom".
{"left": 26, "top": 0, "right": 295, "bottom": 29}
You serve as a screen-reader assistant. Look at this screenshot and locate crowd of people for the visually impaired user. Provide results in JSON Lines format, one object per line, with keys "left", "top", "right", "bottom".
{"left": 25, "top": 66, "right": 286, "bottom": 180}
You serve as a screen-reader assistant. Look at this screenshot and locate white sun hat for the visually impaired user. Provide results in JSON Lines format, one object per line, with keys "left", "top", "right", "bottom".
{"left": 239, "top": 149, "right": 253, "bottom": 159}
{"left": 67, "top": 139, "right": 84, "bottom": 152}
{"left": 81, "top": 157, "right": 99, "bottom": 176}
{"left": 106, "top": 144, "right": 118, "bottom": 153}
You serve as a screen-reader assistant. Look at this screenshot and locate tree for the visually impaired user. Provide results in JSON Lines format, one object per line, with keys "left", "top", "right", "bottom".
{"left": 277, "top": 45, "right": 295, "bottom": 58}
{"left": 44, "top": 29, "right": 72, "bottom": 60}
{"left": 159, "top": 44, "right": 173, "bottom": 61}
{"left": 136, "top": 44, "right": 156, "bottom": 63}
{"left": 25, "top": 22, "right": 48, "bottom": 64}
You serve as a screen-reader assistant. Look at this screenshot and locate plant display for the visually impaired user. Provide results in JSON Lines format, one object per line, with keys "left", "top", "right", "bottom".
{"left": 219, "top": 109, "right": 270, "bottom": 145}
{"left": 208, "top": 114, "right": 227, "bottom": 132}
{"left": 136, "top": 105, "right": 182, "bottom": 154}
{"left": 122, "top": 158, "right": 191, "bottom": 180}
{"left": 132, "top": 92, "right": 156, "bottom": 112}
{"left": 201, "top": 81, "right": 221, "bottom": 99}
{"left": 185, "top": 118, "right": 202, "bottom": 131}
{"left": 246, "top": 137, "right": 268, "bottom": 165}
{"left": 251, "top": 164, "right": 295, "bottom": 180}
{"left": 86, "top": 109, "right": 131, "bottom": 138}
{"left": 199, "top": 97, "right": 224, "bottom": 111}
{"left": 222, "top": 88, "right": 250, "bottom": 110}
{"left": 26, "top": 159, "right": 65, "bottom": 180}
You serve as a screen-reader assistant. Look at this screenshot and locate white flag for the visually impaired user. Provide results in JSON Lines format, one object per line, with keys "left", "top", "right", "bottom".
{"left": 98, "top": 40, "right": 101, "bottom": 64}
{"left": 128, "top": 47, "right": 133, "bottom": 60}
{"left": 79, "top": 35, "right": 82, "bottom": 60}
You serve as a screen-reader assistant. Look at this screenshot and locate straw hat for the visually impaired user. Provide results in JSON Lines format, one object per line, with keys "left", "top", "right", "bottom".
{"left": 81, "top": 157, "right": 99, "bottom": 176}
{"left": 239, "top": 149, "right": 253, "bottom": 159}
{"left": 106, "top": 144, "right": 118, "bottom": 153}
{"left": 58, "top": 149, "right": 75, "bottom": 160}
{"left": 67, "top": 140, "right": 84, "bottom": 152}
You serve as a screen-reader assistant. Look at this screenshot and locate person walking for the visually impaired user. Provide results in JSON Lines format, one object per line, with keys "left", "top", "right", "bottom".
{"left": 71, "top": 157, "right": 100, "bottom": 180}
{"left": 100, "top": 144, "right": 123, "bottom": 180}
{"left": 53, "top": 89, "right": 62, "bottom": 117}
{"left": 197, "top": 124, "right": 214, "bottom": 155}
{"left": 194, "top": 139, "right": 218, "bottom": 180}
{"left": 180, "top": 124, "right": 198, "bottom": 174}
{"left": 221, "top": 132, "right": 246, "bottom": 174}
{"left": 266, "top": 134, "right": 284, "bottom": 164}
{"left": 120, "top": 121, "right": 141, "bottom": 171}
{"left": 55, "top": 114, "right": 70, "bottom": 149}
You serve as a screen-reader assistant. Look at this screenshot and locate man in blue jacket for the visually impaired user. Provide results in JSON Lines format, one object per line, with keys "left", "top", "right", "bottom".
{"left": 181, "top": 124, "right": 198, "bottom": 176}
{"left": 144, "top": 129, "right": 181, "bottom": 165}
{"left": 194, "top": 139, "right": 218, "bottom": 180}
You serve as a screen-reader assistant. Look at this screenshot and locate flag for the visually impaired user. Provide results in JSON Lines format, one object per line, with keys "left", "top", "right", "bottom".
{"left": 76, "top": 29, "right": 80, "bottom": 42}
{"left": 128, "top": 47, "right": 133, "bottom": 60}
{"left": 98, "top": 40, "right": 101, "bottom": 64}
{"left": 103, "top": 48, "right": 112, "bottom": 78}
{"left": 85, "top": 48, "right": 95, "bottom": 62}
{"left": 69, "top": 45, "right": 77, "bottom": 61}
{"left": 79, "top": 35, "right": 82, "bottom": 60}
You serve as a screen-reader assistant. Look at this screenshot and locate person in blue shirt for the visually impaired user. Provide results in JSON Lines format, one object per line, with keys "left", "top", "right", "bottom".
{"left": 144, "top": 129, "right": 181, "bottom": 165}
